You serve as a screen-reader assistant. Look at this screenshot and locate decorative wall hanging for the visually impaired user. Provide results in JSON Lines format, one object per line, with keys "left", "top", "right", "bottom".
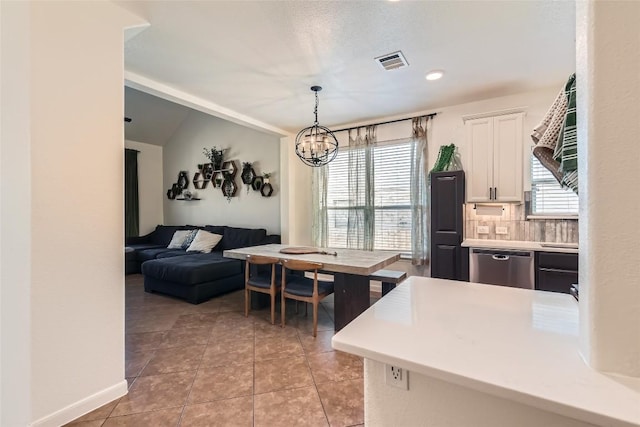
{"left": 203, "top": 147, "right": 225, "bottom": 171}
{"left": 241, "top": 162, "right": 256, "bottom": 193}
{"left": 222, "top": 178, "right": 237, "bottom": 202}
{"left": 177, "top": 171, "right": 189, "bottom": 190}
{"left": 252, "top": 176, "right": 263, "bottom": 191}
{"left": 221, "top": 160, "right": 237, "bottom": 178}
{"left": 220, "top": 160, "right": 238, "bottom": 202}
{"left": 295, "top": 86, "right": 339, "bottom": 167}
{"left": 213, "top": 172, "right": 223, "bottom": 188}
{"left": 167, "top": 188, "right": 177, "bottom": 200}
{"left": 260, "top": 182, "right": 273, "bottom": 197}
{"left": 201, "top": 163, "right": 214, "bottom": 180}
{"left": 192, "top": 171, "right": 208, "bottom": 189}
{"left": 176, "top": 189, "right": 201, "bottom": 201}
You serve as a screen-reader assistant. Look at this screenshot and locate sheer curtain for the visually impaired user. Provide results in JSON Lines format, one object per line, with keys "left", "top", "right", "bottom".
{"left": 410, "top": 116, "right": 431, "bottom": 265}
{"left": 346, "top": 126, "right": 376, "bottom": 250}
{"left": 311, "top": 166, "right": 328, "bottom": 248}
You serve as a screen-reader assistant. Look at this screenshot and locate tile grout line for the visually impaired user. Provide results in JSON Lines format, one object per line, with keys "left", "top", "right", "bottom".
{"left": 298, "top": 328, "right": 332, "bottom": 426}
{"left": 175, "top": 311, "right": 219, "bottom": 426}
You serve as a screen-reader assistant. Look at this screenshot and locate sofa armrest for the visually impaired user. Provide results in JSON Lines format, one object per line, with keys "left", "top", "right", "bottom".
{"left": 126, "top": 230, "right": 155, "bottom": 246}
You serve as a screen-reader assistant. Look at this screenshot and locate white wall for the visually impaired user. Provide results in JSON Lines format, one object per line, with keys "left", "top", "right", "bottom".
{"left": 577, "top": 0, "right": 640, "bottom": 377}
{"left": 364, "top": 359, "right": 595, "bottom": 427}
{"left": 287, "top": 86, "right": 563, "bottom": 245}
{"left": 0, "top": 1, "right": 146, "bottom": 426}
{"left": 163, "top": 110, "right": 281, "bottom": 234}
{"left": 1, "top": 2, "right": 32, "bottom": 425}
{"left": 125, "top": 140, "right": 163, "bottom": 235}
{"left": 279, "top": 135, "right": 313, "bottom": 245}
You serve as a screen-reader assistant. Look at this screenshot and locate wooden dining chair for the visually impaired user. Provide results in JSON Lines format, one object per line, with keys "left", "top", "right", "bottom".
{"left": 280, "top": 259, "right": 334, "bottom": 337}
{"left": 245, "top": 255, "right": 281, "bottom": 325}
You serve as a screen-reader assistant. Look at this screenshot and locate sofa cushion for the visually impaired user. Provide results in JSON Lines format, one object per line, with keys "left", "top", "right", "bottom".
{"left": 222, "top": 226, "right": 267, "bottom": 250}
{"left": 138, "top": 247, "right": 187, "bottom": 262}
{"left": 204, "top": 225, "right": 226, "bottom": 235}
{"left": 150, "top": 225, "right": 192, "bottom": 246}
{"left": 142, "top": 253, "right": 242, "bottom": 286}
{"left": 156, "top": 251, "right": 191, "bottom": 259}
{"left": 167, "top": 230, "right": 194, "bottom": 249}
{"left": 187, "top": 230, "right": 223, "bottom": 253}
{"left": 127, "top": 243, "right": 165, "bottom": 253}
{"left": 181, "top": 229, "right": 199, "bottom": 249}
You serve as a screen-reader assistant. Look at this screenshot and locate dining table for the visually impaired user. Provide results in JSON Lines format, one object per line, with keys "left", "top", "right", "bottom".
{"left": 223, "top": 244, "right": 401, "bottom": 331}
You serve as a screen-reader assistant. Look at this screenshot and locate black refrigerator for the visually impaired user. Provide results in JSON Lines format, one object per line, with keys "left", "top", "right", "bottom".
{"left": 430, "top": 170, "right": 468, "bottom": 281}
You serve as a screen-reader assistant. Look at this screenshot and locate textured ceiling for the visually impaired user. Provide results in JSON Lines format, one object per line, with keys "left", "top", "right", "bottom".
{"left": 120, "top": 0, "right": 576, "bottom": 134}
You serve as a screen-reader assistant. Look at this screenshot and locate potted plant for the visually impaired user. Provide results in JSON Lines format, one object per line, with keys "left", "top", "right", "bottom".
{"left": 263, "top": 172, "right": 271, "bottom": 184}
{"left": 203, "top": 147, "right": 225, "bottom": 171}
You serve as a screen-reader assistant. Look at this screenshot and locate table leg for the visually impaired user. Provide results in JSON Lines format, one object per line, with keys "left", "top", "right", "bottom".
{"left": 333, "top": 273, "right": 370, "bottom": 331}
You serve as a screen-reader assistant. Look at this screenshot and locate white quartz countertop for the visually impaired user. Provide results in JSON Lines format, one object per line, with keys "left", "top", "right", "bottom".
{"left": 462, "top": 238, "right": 579, "bottom": 253}
{"left": 332, "top": 277, "right": 640, "bottom": 427}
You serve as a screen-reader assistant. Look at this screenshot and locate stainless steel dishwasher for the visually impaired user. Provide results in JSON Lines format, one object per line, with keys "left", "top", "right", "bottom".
{"left": 469, "top": 249, "right": 534, "bottom": 289}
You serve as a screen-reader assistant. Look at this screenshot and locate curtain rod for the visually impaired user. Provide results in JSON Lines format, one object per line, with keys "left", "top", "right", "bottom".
{"left": 330, "top": 112, "right": 438, "bottom": 134}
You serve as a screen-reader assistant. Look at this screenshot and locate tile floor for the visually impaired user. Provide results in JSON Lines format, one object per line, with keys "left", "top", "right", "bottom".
{"left": 65, "top": 275, "right": 367, "bottom": 427}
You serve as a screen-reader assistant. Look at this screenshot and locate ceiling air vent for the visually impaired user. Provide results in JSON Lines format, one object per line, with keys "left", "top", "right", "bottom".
{"left": 375, "top": 51, "right": 409, "bottom": 70}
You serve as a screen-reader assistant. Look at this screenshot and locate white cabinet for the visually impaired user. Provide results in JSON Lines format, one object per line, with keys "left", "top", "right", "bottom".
{"left": 466, "top": 112, "right": 524, "bottom": 202}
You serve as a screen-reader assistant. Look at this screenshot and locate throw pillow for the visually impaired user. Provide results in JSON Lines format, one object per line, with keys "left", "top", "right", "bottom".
{"left": 181, "top": 229, "right": 199, "bottom": 249}
{"left": 167, "top": 230, "right": 192, "bottom": 249}
{"left": 187, "top": 230, "right": 223, "bottom": 253}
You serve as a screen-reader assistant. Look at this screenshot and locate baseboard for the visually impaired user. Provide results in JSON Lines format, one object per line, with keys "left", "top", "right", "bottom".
{"left": 31, "top": 380, "right": 127, "bottom": 427}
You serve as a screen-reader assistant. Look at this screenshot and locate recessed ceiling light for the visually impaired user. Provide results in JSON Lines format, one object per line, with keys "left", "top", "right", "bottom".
{"left": 426, "top": 70, "right": 444, "bottom": 81}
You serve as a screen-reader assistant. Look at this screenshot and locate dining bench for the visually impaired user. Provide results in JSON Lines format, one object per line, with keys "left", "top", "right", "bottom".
{"left": 370, "top": 269, "right": 407, "bottom": 296}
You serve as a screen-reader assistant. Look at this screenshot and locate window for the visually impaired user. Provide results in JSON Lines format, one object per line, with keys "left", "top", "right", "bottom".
{"left": 325, "top": 141, "right": 412, "bottom": 251}
{"left": 530, "top": 155, "right": 578, "bottom": 216}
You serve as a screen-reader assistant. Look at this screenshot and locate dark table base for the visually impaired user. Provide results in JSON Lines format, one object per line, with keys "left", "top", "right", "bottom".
{"left": 333, "top": 273, "right": 371, "bottom": 331}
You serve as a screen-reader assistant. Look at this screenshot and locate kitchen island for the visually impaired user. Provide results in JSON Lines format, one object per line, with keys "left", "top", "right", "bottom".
{"left": 332, "top": 276, "right": 640, "bottom": 427}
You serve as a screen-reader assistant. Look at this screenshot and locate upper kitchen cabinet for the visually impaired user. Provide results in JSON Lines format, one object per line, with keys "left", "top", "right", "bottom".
{"left": 465, "top": 111, "right": 524, "bottom": 203}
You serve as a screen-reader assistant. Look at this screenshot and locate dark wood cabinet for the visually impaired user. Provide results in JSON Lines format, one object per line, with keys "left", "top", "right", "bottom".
{"left": 535, "top": 251, "right": 578, "bottom": 294}
{"left": 430, "top": 170, "right": 468, "bottom": 281}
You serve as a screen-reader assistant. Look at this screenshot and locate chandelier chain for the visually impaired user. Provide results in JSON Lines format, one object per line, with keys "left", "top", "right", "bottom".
{"left": 314, "top": 91, "right": 319, "bottom": 126}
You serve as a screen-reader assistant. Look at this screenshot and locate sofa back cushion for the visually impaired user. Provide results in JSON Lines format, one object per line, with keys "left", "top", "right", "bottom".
{"left": 203, "top": 226, "right": 226, "bottom": 251}
{"left": 222, "top": 226, "right": 267, "bottom": 250}
{"left": 150, "top": 225, "right": 192, "bottom": 246}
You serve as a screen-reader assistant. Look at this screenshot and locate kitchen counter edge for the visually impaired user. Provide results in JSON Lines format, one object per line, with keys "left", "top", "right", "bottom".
{"left": 462, "top": 238, "right": 578, "bottom": 253}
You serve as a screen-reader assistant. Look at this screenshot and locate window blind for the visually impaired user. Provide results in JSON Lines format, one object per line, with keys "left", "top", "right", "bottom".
{"left": 531, "top": 155, "right": 579, "bottom": 215}
{"left": 325, "top": 141, "right": 413, "bottom": 251}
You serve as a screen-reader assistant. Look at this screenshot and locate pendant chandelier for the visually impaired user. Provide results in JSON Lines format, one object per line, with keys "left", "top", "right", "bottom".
{"left": 295, "top": 86, "right": 339, "bottom": 167}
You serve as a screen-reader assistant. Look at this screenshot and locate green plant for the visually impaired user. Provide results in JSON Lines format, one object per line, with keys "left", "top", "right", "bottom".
{"left": 263, "top": 172, "right": 271, "bottom": 179}
{"left": 203, "top": 147, "right": 225, "bottom": 168}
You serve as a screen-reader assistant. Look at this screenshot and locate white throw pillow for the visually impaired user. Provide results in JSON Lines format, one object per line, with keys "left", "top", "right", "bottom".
{"left": 167, "top": 230, "right": 191, "bottom": 249}
{"left": 186, "top": 230, "right": 223, "bottom": 253}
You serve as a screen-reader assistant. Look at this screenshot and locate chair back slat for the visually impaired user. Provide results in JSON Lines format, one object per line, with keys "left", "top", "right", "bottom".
{"left": 281, "top": 259, "right": 323, "bottom": 272}
{"left": 246, "top": 255, "right": 280, "bottom": 265}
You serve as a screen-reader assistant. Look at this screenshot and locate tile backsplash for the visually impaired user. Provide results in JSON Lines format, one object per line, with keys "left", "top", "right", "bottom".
{"left": 464, "top": 204, "right": 578, "bottom": 243}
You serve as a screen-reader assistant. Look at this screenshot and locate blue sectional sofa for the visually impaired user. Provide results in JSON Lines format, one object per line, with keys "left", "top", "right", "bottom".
{"left": 126, "top": 225, "right": 280, "bottom": 304}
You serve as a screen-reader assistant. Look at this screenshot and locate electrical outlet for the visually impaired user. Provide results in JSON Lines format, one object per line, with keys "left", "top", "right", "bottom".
{"left": 385, "top": 364, "right": 409, "bottom": 390}
{"left": 496, "top": 226, "right": 508, "bottom": 235}
{"left": 477, "top": 225, "right": 489, "bottom": 234}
